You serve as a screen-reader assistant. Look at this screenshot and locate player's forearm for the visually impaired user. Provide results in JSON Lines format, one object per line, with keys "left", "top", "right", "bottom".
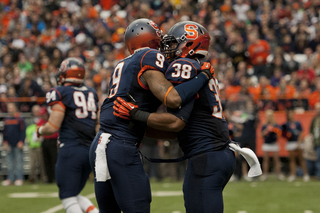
{"left": 38, "top": 122, "right": 59, "bottom": 135}
{"left": 147, "top": 113, "right": 185, "bottom": 132}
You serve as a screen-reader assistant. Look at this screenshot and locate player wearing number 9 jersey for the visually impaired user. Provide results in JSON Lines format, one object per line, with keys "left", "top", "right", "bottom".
{"left": 88, "top": 18, "right": 213, "bottom": 213}
{"left": 114, "top": 21, "right": 236, "bottom": 213}
{"left": 37, "top": 57, "right": 99, "bottom": 213}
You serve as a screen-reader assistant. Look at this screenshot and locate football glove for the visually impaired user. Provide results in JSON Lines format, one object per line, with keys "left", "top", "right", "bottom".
{"left": 113, "top": 97, "right": 150, "bottom": 123}
{"left": 113, "top": 97, "right": 138, "bottom": 120}
{"left": 200, "top": 62, "right": 214, "bottom": 79}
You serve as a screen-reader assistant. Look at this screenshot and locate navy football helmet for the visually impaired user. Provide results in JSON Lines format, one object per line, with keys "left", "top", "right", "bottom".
{"left": 57, "top": 57, "right": 85, "bottom": 85}
{"left": 160, "top": 21, "right": 210, "bottom": 62}
{"left": 125, "top": 18, "right": 163, "bottom": 54}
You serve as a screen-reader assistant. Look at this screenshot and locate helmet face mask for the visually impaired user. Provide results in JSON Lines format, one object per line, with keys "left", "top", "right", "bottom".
{"left": 160, "top": 21, "right": 211, "bottom": 62}
{"left": 124, "top": 18, "right": 163, "bottom": 54}
{"left": 57, "top": 57, "right": 85, "bottom": 86}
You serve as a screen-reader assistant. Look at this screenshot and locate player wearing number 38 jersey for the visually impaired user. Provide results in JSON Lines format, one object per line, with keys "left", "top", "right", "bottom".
{"left": 88, "top": 18, "right": 213, "bottom": 213}
{"left": 37, "top": 57, "right": 99, "bottom": 213}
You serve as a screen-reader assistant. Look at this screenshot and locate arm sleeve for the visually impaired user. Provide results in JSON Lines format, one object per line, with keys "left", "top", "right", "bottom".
{"left": 167, "top": 99, "right": 194, "bottom": 123}
{"left": 174, "top": 73, "right": 208, "bottom": 106}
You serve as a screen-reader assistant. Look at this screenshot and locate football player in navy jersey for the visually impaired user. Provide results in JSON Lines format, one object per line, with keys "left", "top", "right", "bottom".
{"left": 114, "top": 21, "right": 236, "bottom": 213}
{"left": 37, "top": 58, "right": 99, "bottom": 213}
{"left": 88, "top": 18, "right": 213, "bottom": 213}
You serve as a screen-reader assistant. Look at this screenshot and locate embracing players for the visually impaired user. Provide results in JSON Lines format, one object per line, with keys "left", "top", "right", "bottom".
{"left": 114, "top": 21, "right": 236, "bottom": 213}
{"left": 37, "top": 58, "right": 99, "bottom": 213}
{"left": 88, "top": 18, "right": 213, "bottom": 213}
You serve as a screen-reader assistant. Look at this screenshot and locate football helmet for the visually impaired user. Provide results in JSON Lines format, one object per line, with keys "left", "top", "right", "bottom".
{"left": 57, "top": 57, "right": 85, "bottom": 85}
{"left": 160, "top": 21, "right": 210, "bottom": 62}
{"left": 125, "top": 18, "right": 163, "bottom": 54}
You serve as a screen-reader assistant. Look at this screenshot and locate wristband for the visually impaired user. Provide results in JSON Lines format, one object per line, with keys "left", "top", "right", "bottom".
{"left": 130, "top": 109, "right": 151, "bottom": 124}
{"left": 38, "top": 126, "right": 44, "bottom": 135}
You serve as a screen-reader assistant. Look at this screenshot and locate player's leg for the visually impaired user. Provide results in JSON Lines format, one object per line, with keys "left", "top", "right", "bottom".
{"left": 89, "top": 132, "right": 121, "bottom": 213}
{"left": 76, "top": 146, "right": 99, "bottom": 213}
{"left": 183, "top": 148, "right": 235, "bottom": 213}
{"left": 55, "top": 145, "right": 83, "bottom": 212}
{"left": 107, "top": 141, "right": 151, "bottom": 213}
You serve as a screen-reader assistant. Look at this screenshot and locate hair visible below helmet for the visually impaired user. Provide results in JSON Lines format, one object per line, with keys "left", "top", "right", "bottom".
{"left": 125, "top": 18, "right": 163, "bottom": 54}
{"left": 57, "top": 57, "right": 85, "bottom": 85}
{"left": 160, "top": 21, "right": 211, "bottom": 62}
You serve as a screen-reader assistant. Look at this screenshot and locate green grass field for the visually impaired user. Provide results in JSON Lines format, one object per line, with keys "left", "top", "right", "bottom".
{"left": 0, "top": 176, "right": 319, "bottom": 213}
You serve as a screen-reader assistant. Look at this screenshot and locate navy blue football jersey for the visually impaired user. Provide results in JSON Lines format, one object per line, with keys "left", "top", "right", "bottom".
{"left": 283, "top": 121, "right": 302, "bottom": 141}
{"left": 46, "top": 85, "right": 99, "bottom": 146}
{"left": 166, "top": 58, "right": 229, "bottom": 156}
{"left": 99, "top": 48, "right": 169, "bottom": 142}
{"left": 261, "top": 124, "right": 281, "bottom": 144}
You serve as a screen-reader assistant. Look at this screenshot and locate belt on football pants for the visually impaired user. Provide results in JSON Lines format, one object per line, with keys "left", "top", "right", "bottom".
{"left": 95, "top": 133, "right": 112, "bottom": 182}
{"left": 228, "top": 142, "right": 262, "bottom": 177}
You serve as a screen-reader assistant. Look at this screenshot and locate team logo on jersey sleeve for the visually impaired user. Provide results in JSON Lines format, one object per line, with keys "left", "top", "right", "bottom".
{"left": 149, "top": 21, "right": 162, "bottom": 37}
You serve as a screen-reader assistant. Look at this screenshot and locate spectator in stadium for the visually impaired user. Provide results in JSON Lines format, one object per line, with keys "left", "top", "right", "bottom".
{"left": 284, "top": 52, "right": 299, "bottom": 75}
{"left": 309, "top": 78, "right": 320, "bottom": 109}
{"left": 247, "top": 32, "right": 270, "bottom": 78}
{"left": 26, "top": 105, "right": 47, "bottom": 183}
{"left": 296, "top": 62, "right": 316, "bottom": 85}
{"left": 1, "top": 102, "right": 26, "bottom": 186}
{"left": 309, "top": 102, "right": 320, "bottom": 180}
{"left": 37, "top": 106, "right": 58, "bottom": 183}
{"left": 282, "top": 109, "right": 309, "bottom": 182}
{"left": 260, "top": 109, "right": 284, "bottom": 181}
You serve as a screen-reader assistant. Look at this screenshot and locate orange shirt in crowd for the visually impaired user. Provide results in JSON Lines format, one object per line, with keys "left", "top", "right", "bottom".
{"left": 225, "top": 85, "right": 242, "bottom": 99}
{"left": 249, "top": 85, "right": 276, "bottom": 101}
{"left": 100, "top": 0, "right": 118, "bottom": 10}
{"left": 248, "top": 39, "right": 270, "bottom": 66}
{"left": 275, "top": 85, "right": 296, "bottom": 99}
{"left": 309, "top": 91, "right": 320, "bottom": 108}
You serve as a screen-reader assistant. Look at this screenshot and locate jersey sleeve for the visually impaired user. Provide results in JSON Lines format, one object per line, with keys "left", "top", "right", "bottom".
{"left": 165, "top": 58, "right": 200, "bottom": 84}
{"left": 167, "top": 98, "right": 194, "bottom": 123}
{"left": 45, "top": 87, "right": 64, "bottom": 107}
{"left": 140, "top": 50, "right": 168, "bottom": 74}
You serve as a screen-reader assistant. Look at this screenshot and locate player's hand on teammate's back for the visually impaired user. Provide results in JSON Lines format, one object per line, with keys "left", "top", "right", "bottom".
{"left": 200, "top": 62, "right": 214, "bottom": 79}
{"left": 113, "top": 97, "right": 139, "bottom": 120}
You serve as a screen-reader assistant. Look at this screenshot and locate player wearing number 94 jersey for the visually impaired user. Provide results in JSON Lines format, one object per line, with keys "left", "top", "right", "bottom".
{"left": 37, "top": 57, "right": 99, "bottom": 213}
{"left": 88, "top": 18, "right": 213, "bottom": 213}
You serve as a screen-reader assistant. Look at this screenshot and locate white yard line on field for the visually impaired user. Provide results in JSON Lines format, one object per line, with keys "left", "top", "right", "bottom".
{"left": 40, "top": 191, "right": 182, "bottom": 213}
{"left": 41, "top": 193, "right": 95, "bottom": 213}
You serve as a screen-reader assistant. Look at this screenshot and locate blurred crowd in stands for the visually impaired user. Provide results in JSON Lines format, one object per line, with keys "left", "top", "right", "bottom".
{"left": 0, "top": 0, "right": 319, "bottom": 113}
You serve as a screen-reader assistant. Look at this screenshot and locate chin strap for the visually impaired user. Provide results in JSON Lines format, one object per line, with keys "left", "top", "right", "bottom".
{"left": 186, "top": 42, "right": 201, "bottom": 58}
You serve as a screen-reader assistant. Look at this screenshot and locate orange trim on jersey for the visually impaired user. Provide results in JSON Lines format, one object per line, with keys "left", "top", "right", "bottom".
{"left": 140, "top": 49, "right": 154, "bottom": 69}
{"left": 137, "top": 65, "right": 159, "bottom": 90}
{"left": 51, "top": 109, "right": 65, "bottom": 113}
{"left": 164, "top": 86, "right": 174, "bottom": 106}
{"left": 49, "top": 101, "right": 66, "bottom": 109}
{"left": 51, "top": 88, "right": 62, "bottom": 100}
{"left": 48, "top": 121, "right": 59, "bottom": 130}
